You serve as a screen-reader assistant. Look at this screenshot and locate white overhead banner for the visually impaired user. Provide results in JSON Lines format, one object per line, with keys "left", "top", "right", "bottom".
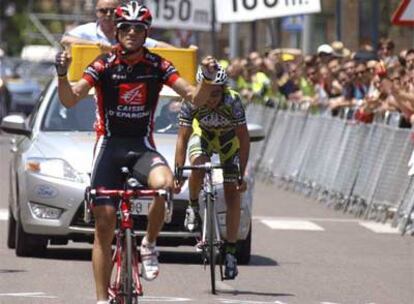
{"left": 215, "top": 0, "right": 321, "bottom": 23}
{"left": 142, "top": 0, "right": 212, "bottom": 31}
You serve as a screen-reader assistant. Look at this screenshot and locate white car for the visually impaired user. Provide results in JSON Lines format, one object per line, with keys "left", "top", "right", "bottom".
{"left": 1, "top": 79, "right": 264, "bottom": 264}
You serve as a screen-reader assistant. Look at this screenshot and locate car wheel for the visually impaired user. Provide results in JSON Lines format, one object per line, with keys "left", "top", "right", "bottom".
{"left": 236, "top": 223, "right": 251, "bottom": 265}
{"left": 7, "top": 207, "right": 16, "bottom": 249}
{"left": 15, "top": 216, "right": 47, "bottom": 257}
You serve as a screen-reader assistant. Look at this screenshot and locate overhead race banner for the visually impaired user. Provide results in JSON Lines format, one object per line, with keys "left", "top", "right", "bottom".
{"left": 215, "top": 0, "right": 321, "bottom": 23}
{"left": 142, "top": 0, "right": 212, "bottom": 31}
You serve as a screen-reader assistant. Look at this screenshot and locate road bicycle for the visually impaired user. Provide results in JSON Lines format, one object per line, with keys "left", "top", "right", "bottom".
{"left": 175, "top": 162, "right": 241, "bottom": 295}
{"left": 86, "top": 163, "right": 172, "bottom": 304}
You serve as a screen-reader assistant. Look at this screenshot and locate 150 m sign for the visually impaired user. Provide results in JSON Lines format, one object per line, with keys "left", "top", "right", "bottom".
{"left": 216, "top": 0, "right": 321, "bottom": 23}
{"left": 142, "top": 0, "right": 211, "bottom": 31}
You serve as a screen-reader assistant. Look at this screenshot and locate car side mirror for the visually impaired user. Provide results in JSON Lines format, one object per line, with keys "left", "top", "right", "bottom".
{"left": 247, "top": 123, "right": 265, "bottom": 142}
{"left": 1, "top": 114, "right": 31, "bottom": 137}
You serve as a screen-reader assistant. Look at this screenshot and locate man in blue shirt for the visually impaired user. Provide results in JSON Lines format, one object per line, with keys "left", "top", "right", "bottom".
{"left": 60, "top": 0, "right": 173, "bottom": 51}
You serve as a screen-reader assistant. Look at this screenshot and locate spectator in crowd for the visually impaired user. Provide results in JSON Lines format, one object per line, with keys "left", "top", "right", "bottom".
{"left": 353, "top": 62, "right": 369, "bottom": 102}
{"left": 217, "top": 38, "right": 414, "bottom": 128}
{"left": 327, "top": 57, "right": 341, "bottom": 78}
{"left": 317, "top": 44, "right": 334, "bottom": 64}
{"left": 331, "top": 40, "right": 351, "bottom": 59}
{"left": 377, "top": 37, "right": 399, "bottom": 68}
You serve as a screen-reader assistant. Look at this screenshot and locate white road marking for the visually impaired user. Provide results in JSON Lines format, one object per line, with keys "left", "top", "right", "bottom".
{"left": 358, "top": 222, "right": 400, "bottom": 234}
{"left": 0, "top": 292, "right": 57, "bottom": 299}
{"left": 261, "top": 219, "right": 325, "bottom": 231}
{"left": 140, "top": 296, "right": 192, "bottom": 302}
{"left": 219, "top": 299, "right": 289, "bottom": 304}
{"left": 0, "top": 208, "right": 8, "bottom": 221}
{"left": 254, "top": 216, "right": 359, "bottom": 223}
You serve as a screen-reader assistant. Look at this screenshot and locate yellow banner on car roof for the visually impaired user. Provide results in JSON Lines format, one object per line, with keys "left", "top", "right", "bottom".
{"left": 68, "top": 44, "right": 197, "bottom": 84}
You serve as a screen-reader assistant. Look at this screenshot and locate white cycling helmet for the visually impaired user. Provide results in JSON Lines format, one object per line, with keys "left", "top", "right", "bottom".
{"left": 196, "top": 64, "right": 228, "bottom": 85}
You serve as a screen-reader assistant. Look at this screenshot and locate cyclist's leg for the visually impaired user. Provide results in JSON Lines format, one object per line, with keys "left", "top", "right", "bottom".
{"left": 223, "top": 182, "right": 241, "bottom": 244}
{"left": 146, "top": 164, "right": 173, "bottom": 242}
{"left": 92, "top": 205, "right": 117, "bottom": 300}
{"left": 132, "top": 150, "right": 171, "bottom": 281}
{"left": 217, "top": 134, "right": 241, "bottom": 245}
{"left": 188, "top": 154, "right": 210, "bottom": 201}
{"left": 219, "top": 139, "right": 241, "bottom": 279}
{"left": 90, "top": 138, "right": 121, "bottom": 301}
{"left": 186, "top": 133, "right": 212, "bottom": 230}
{"left": 188, "top": 133, "right": 212, "bottom": 201}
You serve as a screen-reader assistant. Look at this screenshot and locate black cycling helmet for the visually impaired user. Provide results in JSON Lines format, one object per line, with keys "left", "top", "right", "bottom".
{"left": 115, "top": 1, "right": 152, "bottom": 29}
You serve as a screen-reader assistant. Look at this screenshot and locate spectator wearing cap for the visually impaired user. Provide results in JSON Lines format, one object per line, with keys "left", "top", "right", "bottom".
{"left": 317, "top": 44, "right": 333, "bottom": 64}
{"left": 331, "top": 41, "right": 351, "bottom": 59}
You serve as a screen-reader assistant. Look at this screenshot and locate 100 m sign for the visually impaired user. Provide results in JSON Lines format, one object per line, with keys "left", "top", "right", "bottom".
{"left": 232, "top": 0, "right": 278, "bottom": 11}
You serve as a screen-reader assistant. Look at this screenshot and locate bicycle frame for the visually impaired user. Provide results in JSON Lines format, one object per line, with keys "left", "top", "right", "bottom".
{"left": 176, "top": 162, "right": 240, "bottom": 294}
{"left": 88, "top": 183, "right": 171, "bottom": 304}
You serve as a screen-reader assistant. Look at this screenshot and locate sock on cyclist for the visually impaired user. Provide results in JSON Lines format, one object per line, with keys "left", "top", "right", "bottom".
{"left": 96, "top": 300, "right": 108, "bottom": 304}
{"left": 141, "top": 236, "right": 155, "bottom": 247}
{"left": 225, "top": 242, "right": 237, "bottom": 255}
{"left": 188, "top": 198, "right": 199, "bottom": 209}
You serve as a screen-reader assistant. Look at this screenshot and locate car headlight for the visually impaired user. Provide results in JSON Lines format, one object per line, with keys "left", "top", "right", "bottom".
{"left": 29, "top": 202, "right": 63, "bottom": 219}
{"left": 26, "top": 157, "right": 87, "bottom": 183}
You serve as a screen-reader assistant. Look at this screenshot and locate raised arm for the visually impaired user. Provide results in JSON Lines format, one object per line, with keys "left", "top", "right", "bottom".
{"left": 55, "top": 51, "right": 92, "bottom": 108}
{"left": 171, "top": 56, "right": 225, "bottom": 107}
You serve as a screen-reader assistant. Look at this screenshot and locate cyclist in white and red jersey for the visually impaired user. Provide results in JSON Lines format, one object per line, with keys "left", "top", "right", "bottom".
{"left": 55, "top": 2, "right": 217, "bottom": 303}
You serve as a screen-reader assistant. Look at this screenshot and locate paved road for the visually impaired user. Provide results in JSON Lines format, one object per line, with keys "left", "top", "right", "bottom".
{"left": 0, "top": 135, "right": 413, "bottom": 304}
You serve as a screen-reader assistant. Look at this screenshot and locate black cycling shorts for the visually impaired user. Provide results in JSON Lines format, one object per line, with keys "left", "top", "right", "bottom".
{"left": 90, "top": 137, "right": 169, "bottom": 207}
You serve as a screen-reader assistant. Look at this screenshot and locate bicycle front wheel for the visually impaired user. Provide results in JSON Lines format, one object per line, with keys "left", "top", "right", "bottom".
{"left": 206, "top": 193, "right": 217, "bottom": 294}
{"left": 123, "top": 228, "right": 134, "bottom": 303}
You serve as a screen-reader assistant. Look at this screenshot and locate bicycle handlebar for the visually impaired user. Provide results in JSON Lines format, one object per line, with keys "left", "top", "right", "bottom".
{"left": 89, "top": 188, "right": 170, "bottom": 200}
{"left": 175, "top": 162, "right": 243, "bottom": 185}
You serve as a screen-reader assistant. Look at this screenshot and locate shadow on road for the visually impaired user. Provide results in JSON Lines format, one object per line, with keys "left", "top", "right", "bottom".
{"left": 248, "top": 254, "right": 279, "bottom": 266}
{"left": 159, "top": 250, "right": 203, "bottom": 265}
{"left": 219, "top": 289, "right": 295, "bottom": 298}
{"left": 41, "top": 248, "right": 92, "bottom": 261}
{"left": 30, "top": 248, "right": 279, "bottom": 269}
{"left": 0, "top": 269, "right": 27, "bottom": 274}
{"left": 159, "top": 251, "right": 279, "bottom": 267}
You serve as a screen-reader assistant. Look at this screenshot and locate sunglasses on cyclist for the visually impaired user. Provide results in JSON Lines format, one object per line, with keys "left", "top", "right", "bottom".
{"left": 117, "top": 22, "right": 146, "bottom": 33}
{"left": 96, "top": 7, "right": 116, "bottom": 15}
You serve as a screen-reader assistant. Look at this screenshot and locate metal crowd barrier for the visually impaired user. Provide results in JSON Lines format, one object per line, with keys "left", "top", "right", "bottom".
{"left": 246, "top": 103, "right": 414, "bottom": 236}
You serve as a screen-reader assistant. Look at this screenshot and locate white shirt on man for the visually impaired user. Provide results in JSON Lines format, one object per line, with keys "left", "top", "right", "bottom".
{"left": 65, "top": 22, "right": 158, "bottom": 48}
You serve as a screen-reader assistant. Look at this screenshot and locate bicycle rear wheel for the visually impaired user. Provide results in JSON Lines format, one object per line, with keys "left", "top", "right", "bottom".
{"left": 206, "top": 193, "right": 217, "bottom": 294}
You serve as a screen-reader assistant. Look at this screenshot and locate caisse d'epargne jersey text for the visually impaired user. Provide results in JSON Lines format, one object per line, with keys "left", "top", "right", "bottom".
{"left": 82, "top": 46, "right": 179, "bottom": 143}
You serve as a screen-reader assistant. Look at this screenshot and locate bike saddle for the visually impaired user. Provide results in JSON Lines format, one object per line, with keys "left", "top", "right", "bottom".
{"left": 124, "top": 151, "right": 140, "bottom": 170}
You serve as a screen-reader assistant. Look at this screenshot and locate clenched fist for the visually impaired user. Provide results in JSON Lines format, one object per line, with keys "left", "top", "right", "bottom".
{"left": 200, "top": 55, "right": 220, "bottom": 80}
{"left": 55, "top": 51, "right": 72, "bottom": 77}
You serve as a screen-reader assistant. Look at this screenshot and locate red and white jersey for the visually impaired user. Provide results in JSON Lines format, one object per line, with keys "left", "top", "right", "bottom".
{"left": 82, "top": 46, "right": 180, "bottom": 146}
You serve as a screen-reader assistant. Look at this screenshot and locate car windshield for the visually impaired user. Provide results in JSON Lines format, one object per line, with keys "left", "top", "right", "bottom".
{"left": 42, "top": 88, "right": 182, "bottom": 133}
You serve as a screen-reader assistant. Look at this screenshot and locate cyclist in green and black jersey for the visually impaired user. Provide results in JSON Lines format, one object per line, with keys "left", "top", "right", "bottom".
{"left": 174, "top": 57, "right": 250, "bottom": 279}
